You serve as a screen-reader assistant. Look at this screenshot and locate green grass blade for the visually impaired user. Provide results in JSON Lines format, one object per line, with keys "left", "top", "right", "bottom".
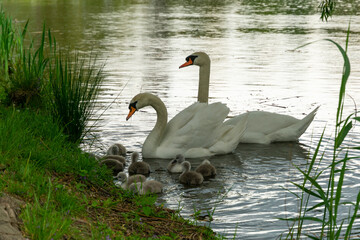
{"left": 291, "top": 182, "right": 322, "bottom": 199}
{"left": 306, "top": 202, "right": 325, "bottom": 212}
{"left": 335, "top": 121, "right": 352, "bottom": 149}
{"left": 344, "top": 191, "right": 360, "bottom": 239}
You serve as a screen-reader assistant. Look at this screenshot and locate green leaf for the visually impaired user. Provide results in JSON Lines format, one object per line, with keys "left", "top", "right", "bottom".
{"left": 354, "top": 117, "right": 360, "bottom": 122}
{"left": 335, "top": 121, "right": 352, "bottom": 149}
{"left": 306, "top": 202, "right": 325, "bottom": 212}
{"left": 291, "top": 182, "right": 322, "bottom": 199}
{"left": 344, "top": 191, "right": 360, "bottom": 239}
{"left": 279, "top": 216, "right": 324, "bottom": 223}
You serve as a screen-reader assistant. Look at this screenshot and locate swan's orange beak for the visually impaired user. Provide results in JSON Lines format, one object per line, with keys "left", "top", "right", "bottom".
{"left": 179, "top": 58, "right": 193, "bottom": 68}
{"left": 126, "top": 106, "right": 137, "bottom": 121}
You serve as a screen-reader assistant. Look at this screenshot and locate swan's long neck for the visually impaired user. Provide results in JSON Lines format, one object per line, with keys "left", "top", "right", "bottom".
{"left": 142, "top": 96, "right": 168, "bottom": 156}
{"left": 198, "top": 62, "right": 210, "bottom": 103}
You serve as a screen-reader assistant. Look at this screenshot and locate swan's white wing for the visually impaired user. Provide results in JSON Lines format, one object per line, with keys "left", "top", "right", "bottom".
{"left": 225, "top": 108, "right": 318, "bottom": 144}
{"left": 156, "top": 102, "right": 230, "bottom": 157}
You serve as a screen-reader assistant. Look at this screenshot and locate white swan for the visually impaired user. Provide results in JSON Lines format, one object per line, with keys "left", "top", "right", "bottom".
{"left": 179, "top": 51, "right": 319, "bottom": 144}
{"left": 126, "top": 92, "right": 248, "bottom": 159}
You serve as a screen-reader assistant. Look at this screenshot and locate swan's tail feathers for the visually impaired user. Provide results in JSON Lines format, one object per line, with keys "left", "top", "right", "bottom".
{"left": 267, "top": 106, "right": 319, "bottom": 142}
{"left": 298, "top": 106, "right": 320, "bottom": 135}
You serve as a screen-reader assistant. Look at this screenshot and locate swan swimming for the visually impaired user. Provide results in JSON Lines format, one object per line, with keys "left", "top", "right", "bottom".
{"left": 179, "top": 51, "right": 319, "bottom": 144}
{"left": 126, "top": 92, "right": 248, "bottom": 159}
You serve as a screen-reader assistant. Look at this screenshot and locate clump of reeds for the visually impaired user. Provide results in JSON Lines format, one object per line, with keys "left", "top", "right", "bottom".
{"left": 0, "top": 9, "right": 105, "bottom": 143}
{"left": 46, "top": 31, "right": 105, "bottom": 143}
{"left": 282, "top": 25, "right": 360, "bottom": 239}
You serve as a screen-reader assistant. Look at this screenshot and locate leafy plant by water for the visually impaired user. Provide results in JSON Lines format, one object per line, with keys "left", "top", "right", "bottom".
{"left": 0, "top": 10, "right": 105, "bottom": 143}
{"left": 46, "top": 38, "right": 105, "bottom": 143}
{"left": 282, "top": 25, "right": 360, "bottom": 239}
{"left": 9, "top": 23, "right": 49, "bottom": 106}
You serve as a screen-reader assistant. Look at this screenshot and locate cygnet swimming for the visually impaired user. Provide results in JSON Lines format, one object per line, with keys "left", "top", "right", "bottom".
{"left": 129, "top": 180, "right": 163, "bottom": 195}
{"left": 195, "top": 159, "right": 217, "bottom": 179}
{"left": 179, "top": 161, "right": 203, "bottom": 186}
{"left": 167, "top": 154, "right": 185, "bottom": 173}
{"left": 128, "top": 151, "right": 151, "bottom": 176}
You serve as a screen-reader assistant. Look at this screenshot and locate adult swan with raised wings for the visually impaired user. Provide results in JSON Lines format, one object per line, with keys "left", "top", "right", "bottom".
{"left": 126, "top": 92, "right": 248, "bottom": 159}
{"left": 179, "top": 51, "right": 319, "bottom": 144}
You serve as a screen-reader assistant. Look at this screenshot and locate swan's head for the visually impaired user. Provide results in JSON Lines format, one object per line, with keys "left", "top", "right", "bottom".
{"left": 169, "top": 154, "right": 184, "bottom": 165}
{"left": 181, "top": 161, "right": 191, "bottom": 172}
{"left": 131, "top": 151, "right": 139, "bottom": 163}
{"left": 176, "top": 154, "right": 185, "bottom": 163}
{"left": 116, "top": 172, "right": 127, "bottom": 183}
{"left": 179, "top": 52, "right": 210, "bottom": 68}
{"left": 127, "top": 93, "right": 160, "bottom": 120}
{"left": 201, "top": 159, "right": 211, "bottom": 165}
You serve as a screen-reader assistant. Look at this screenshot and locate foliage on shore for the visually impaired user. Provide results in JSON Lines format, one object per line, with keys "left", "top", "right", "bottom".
{"left": 0, "top": 9, "right": 220, "bottom": 239}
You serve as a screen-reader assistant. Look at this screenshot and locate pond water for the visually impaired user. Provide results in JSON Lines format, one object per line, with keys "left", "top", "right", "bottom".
{"left": 3, "top": 0, "right": 360, "bottom": 239}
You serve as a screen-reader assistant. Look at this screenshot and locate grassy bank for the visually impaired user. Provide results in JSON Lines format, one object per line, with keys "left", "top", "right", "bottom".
{"left": 0, "top": 106, "right": 218, "bottom": 239}
{"left": 0, "top": 9, "right": 220, "bottom": 240}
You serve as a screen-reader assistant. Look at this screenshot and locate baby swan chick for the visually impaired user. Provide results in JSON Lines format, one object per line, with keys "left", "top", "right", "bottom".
{"left": 128, "top": 151, "right": 151, "bottom": 176}
{"left": 179, "top": 161, "right": 203, "bottom": 186}
{"left": 107, "top": 143, "right": 127, "bottom": 156}
{"left": 116, "top": 172, "right": 146, "bottom": 189}
{"left": 102, "top": 155, "right": 126, "bottom": 166}
{"left": 129, "top": 180, "right": 163, "bottom": 195}
{"left": 99, "top": 159, "right": 124, "bottom": 176}
{"left": 195, "top": 159, "right": 217, "bottom": 179}
{"left": 167, "top": 154, "right": 185, "bottom": 173}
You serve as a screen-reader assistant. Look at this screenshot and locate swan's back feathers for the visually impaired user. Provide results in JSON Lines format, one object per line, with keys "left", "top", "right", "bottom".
{"left": 157, "top": 102, "right": 231, "bottom": 157}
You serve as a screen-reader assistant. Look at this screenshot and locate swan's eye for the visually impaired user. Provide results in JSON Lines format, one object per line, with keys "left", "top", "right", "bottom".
{"left": 186, "top": 55, "right": 198, "bottom": 64}
{"left": 129, "top": 101, "right": 138, "bottom": 110}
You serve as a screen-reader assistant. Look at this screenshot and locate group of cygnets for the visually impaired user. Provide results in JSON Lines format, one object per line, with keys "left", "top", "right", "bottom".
{"left": 96, "top": 143, "right": 217, "bottom": 195}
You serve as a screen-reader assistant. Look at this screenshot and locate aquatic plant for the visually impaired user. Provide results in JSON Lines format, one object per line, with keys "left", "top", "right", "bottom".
{"left": 9, "top": 23, "right": 49, "bottom": 106}
{"left": 282, "top": 25, "right": 360, "bottom": 239}
{"left": 0, "top": 9, "right": 18, "bottom": 103}
{"left": 45, "top": 30, "right": 105, "bottom": 143}
{"left": 0, "top": 9, "right": 49, "bottom": 106}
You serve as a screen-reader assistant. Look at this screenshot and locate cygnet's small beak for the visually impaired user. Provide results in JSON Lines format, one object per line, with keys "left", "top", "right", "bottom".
{"left": 179, "top": 58, "right": 193, "bottom": 68}
{"left": 126, "top": 106, "right": 137, "bottom": 121}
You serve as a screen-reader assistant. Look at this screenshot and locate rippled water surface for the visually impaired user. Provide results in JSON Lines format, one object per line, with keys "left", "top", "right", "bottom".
{"left": 3, "top": 0, "right": 360, "bottom": 238}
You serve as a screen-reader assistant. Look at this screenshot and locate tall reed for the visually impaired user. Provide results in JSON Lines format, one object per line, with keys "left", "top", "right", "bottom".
{"left": 0, "top": 9, "right": 16, "bottom": 102}
{"left": 46, "top": 33, "right": 105, "bottom": 143}
{"left": 0, "top": 9, "right": 49, "bottom": 106}
{"left": 9, "top": 23, "right": 49, "bottom": 106}
{"left": 0, "top": 9, "right": 105, "bottom": 143}
{"left": 282, "top": 25, "right": 360, "bottom": 239}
